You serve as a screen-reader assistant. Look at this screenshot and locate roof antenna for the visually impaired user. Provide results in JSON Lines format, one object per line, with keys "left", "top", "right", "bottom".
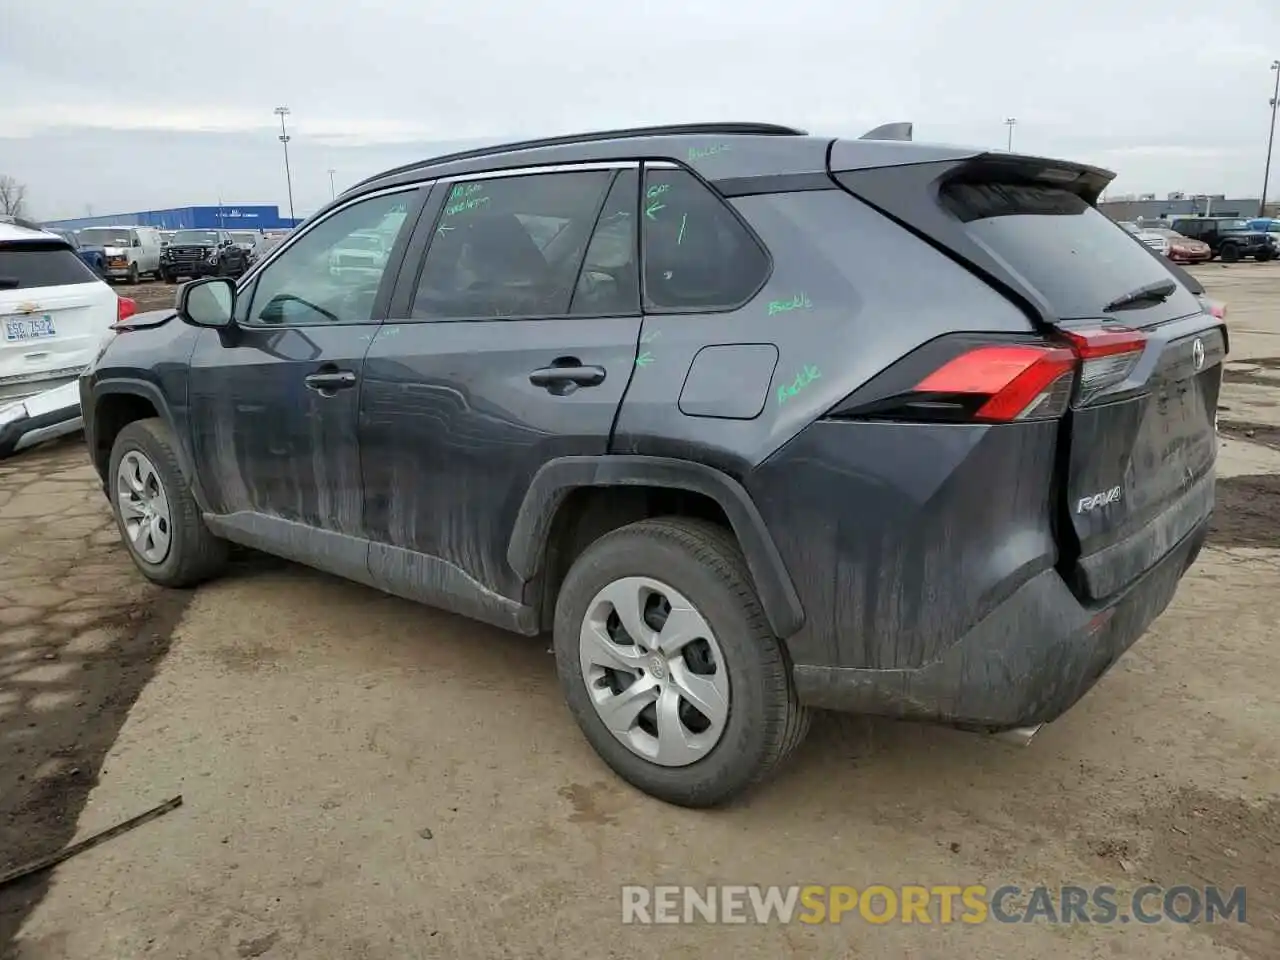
{"left": 859, "top": 122, "right": 913, "bottom": 142}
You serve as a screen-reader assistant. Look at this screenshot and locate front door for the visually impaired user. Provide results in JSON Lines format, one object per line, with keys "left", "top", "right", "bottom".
{"left": 187, "top": 187, "right": 423, "bottom": 547}
{"left": 360, "top": 167, "right": 642, "bottom": 617}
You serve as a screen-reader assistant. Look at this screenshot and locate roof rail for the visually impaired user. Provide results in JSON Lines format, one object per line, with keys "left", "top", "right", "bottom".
{"left": 349, "top": 122, "right": 809, "bottom": 192}
{"left": 858, "top": 122, "right": 913, "bottom": 142}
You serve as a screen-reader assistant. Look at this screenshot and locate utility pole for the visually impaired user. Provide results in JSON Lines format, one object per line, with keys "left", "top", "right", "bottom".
{"left": 274, "top": 106, "right": 296, "bottom": 223}
{"left": 1005, "top": 117, "right": 1017, "bottom": 152}
{"left": 1260, "top": 61, "right": 1280, "bottom": 218}
{"left": 328, "top": 168, "right": 336, "bottom": 201}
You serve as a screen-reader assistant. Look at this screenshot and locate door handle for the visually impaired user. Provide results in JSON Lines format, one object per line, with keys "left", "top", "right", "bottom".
{"left": 304, "top": 370, "right": 357, "bottom": 394}
{"left": 528, "top": 363, "right": 607, "bottom": 389}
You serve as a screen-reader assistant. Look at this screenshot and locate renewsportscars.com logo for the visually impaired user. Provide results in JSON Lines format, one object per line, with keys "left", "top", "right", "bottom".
{"left": 621, "top": 884, "right": 1247, "bottom": 926}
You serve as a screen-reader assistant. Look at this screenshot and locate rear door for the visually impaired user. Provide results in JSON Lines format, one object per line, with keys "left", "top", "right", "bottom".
{"left": 0, "top": 237, "right": 115, "bottom": 401}
{"left": 834, "top": 156, "right": 1224, "bottom": 600}
{"left": 363, "top": 164, "right": 642, "bottom": 602}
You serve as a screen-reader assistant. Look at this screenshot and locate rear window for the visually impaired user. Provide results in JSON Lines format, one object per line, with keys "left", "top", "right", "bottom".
{"left": 940, "top": 182, "right": 1200, "bottom": 320}
{"left": 0, "top": 242, "right": 98, "bottom": 290}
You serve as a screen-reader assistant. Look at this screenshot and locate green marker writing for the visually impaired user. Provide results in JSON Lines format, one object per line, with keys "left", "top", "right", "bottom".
{"left": 645, "top": 200, "right": 666, "bottom": 220}
{"left": 677, "top": 213, "right": 687, "bottom": 246}
{"left": 635, "top": 351, "right": 655, "bottom": 368}
{"left": 767, "top": 293, "right": 814, "bottom": 316}
{"left": 776, "top": 364, "right": 821, "bottom": 406}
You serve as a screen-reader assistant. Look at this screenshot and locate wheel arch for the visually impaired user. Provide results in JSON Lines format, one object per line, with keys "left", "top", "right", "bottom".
{"left": 508, "top": 456, "right": 805, "bottom": 638}
{"left": 90, "top": 379, "right": 207, "bottom": 507}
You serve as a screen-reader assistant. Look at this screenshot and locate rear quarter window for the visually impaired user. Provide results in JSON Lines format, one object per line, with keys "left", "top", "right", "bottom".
{"left": 940, "top": 182, "right": 1201, "bottom": 320}
{"left": 641, "top": 167, "right": 769, "bottom": 311}
{"left": 0, "top": 242, "right": 99, "bottom": 290}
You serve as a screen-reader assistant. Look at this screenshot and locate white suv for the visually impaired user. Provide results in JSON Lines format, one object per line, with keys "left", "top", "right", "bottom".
{"left": 1, "top": 221, "right": 133, "bottom": 456}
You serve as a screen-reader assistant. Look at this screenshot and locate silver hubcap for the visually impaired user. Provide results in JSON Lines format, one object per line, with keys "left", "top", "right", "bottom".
{"left": 579, "top": 576, "right": 730, "bottom": 767}
{"left": 115, "top": 450, "right": 172, "bottom": 564}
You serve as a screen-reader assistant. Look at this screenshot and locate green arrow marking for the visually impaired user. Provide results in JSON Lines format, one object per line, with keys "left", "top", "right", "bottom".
{"left": 635, "top": 351, "right": 655, "bottom": 368}
{"left": 645, "top": 201, "right": 666, "bottom": 220}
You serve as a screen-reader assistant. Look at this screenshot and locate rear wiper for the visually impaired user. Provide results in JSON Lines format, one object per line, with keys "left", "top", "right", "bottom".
{"left": 1103, "top": 279, "right": 1177, "bottom": 313}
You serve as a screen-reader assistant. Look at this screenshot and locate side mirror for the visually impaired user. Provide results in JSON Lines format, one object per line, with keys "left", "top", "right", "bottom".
{"left": 132, "top": 238, "right": 142, "bottom": 248}
{"left": 178, "top": 277, "right": 236, "bottom": 328}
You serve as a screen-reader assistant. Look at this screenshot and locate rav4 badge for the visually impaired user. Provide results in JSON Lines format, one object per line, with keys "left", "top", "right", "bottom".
{"left": 1077, "top": 486, "right": 1122, "bottom": 513}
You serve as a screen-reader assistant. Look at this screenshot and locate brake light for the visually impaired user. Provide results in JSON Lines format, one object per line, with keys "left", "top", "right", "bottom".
{"left": 116, "top": 296, "right": 137, "bottom": 325}
{"left": 1059, "top": 326, "right": 1146, "bottom": 402}
{"left": 914, "top": 344, "right": 1077, "bottom": 422}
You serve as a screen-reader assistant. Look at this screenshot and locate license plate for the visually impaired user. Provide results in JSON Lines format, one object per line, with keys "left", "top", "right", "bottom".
{"left": 3, "top": 315, "right": 57, "bottom": 342}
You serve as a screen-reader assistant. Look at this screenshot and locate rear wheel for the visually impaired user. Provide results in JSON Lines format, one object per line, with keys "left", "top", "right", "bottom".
{"left": 553, "top": 517, "right": 809, "bottom": 807}
{"left": 127, "top": 262, "right": 140, "bottom": 284}
{"left": 1221, "top": 244, "right": 1241, "bottom": 263}
{"left": 109, "top": 418, "right": 228, "bottom": 587}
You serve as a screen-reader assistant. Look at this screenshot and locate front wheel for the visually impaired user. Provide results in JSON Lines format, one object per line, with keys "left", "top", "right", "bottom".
{"left": 553, "top": 517, "right": 809, "bottom": 807}
{"left": 109, "top": 418, "right": 228, "bottom": 587}
{"left": 127, "top": 262, "right": 140, "bottom": 284}
{"left": 1256, "top": 249, "right": 1274, "bottom": 262}
{"left": 1221, "top": 244, "right": 1241, "bottom": 263}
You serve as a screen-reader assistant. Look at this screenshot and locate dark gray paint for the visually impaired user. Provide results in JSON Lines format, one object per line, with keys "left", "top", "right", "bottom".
{"left": 77, "top": 128, "right": 1218, "bottom": 735}
{"left": 678, "top": 344, "right": 778, "bottom": 420}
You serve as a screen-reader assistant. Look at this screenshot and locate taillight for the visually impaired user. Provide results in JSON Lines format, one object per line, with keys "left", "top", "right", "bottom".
{"left": 116, "top": 296, "right": 137, "bottom": 325}
{"left": 1059, "top": 325, "right": 1147, "bottom": 403}
{"left": 914, "top": 344, "right": 1077, "bottom": 422}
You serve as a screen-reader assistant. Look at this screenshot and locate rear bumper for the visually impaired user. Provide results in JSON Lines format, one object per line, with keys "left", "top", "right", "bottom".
{"left": 0, "top": 381, "right": 83, "bottom": 458}
{"left": 792, "top": 518, "right": 1208, "bottom": 728}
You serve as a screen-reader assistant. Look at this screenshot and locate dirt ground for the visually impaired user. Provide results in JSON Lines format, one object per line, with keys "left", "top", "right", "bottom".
{"left": 1, "top": 263, "right": 1279, "bottom": 958}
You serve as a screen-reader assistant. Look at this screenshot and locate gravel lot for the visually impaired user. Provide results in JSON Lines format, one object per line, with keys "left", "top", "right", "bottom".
{"left": 2, "top": 264, "right": 1279, "bottom": 959}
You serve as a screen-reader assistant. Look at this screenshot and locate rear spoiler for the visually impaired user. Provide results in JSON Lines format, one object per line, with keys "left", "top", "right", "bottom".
{"left": 859, "top": 122, "right": 913, "bottom": 142}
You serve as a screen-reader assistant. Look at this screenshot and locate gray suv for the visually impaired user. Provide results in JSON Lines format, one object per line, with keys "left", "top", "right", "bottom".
{"left": 79, "top": 123, "right": 1223, "bottom": 806}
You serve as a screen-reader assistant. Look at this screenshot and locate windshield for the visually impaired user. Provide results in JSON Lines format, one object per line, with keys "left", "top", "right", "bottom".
{"left": 229, "top": 232, "right": 258, "bottom": 244}
{"left": 79, "top": 228, "right": 131, "bottom": 247}
{"left": 1218, "top": 219, "right": 1248, "bottom": 231}
{"left": 172, "top": 230, "right": 221, "bottom": 245}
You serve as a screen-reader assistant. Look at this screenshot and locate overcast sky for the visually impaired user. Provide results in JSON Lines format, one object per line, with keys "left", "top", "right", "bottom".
{"left": 3, "top": 0, "right": 1278, "bottom": 220}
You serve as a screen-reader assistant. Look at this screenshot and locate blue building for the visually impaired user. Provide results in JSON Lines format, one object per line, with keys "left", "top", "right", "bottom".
{"left": 44, "top": 204, "right": 302, "bottom": 231}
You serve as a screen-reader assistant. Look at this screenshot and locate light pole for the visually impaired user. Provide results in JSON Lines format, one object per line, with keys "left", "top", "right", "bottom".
{"left": 274, "top": 106, "right": 296, "bottom": 223}
{"left": 1260, "top": 61, "right": 1280, "bottom": 218}
{"left": 1005, "top": 117, "right": 1017, "bottom": 152}
{"left": 328, "top": 168, "right": 336, "bottom": 201}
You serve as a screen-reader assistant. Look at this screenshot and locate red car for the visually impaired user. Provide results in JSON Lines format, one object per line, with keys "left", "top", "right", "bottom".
{"left": 1139, "top": 228, "right": 1212, "bottom": 264}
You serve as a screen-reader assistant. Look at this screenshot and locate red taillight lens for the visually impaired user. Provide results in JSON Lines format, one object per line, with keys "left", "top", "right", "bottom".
{"left": 116, "top": 296, "right": 137, "bottom": 325}
{"left": 915, "top": 344, "right": 1077, "bottom": 422}
{"left": 1059, "top": 325, "right": 1147, "bottom": 403}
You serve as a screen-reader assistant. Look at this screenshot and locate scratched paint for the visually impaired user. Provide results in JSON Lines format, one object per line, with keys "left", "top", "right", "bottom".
{"left": 768, "top": 293, "right": 813, "bottom": 316}
{"left": 776, "top": 364, "right": 821, "bottom": 406}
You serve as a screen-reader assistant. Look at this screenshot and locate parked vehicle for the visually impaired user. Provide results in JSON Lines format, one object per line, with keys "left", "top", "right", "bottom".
{"left": 49, "top": 229, "right": 107, "bottom": 277}
{"left": 158, "top": 229, "right": 251, "bottom": 283}
{"left": 228, "top": 230, "right": 263, "bottom": 254}
{"left": 80, "top": 123, "right": 1222, "bottom": 806}
{"left": 1168, "top": 217, "right": 1274, "bottom": 262}
{"left": 1136, "top": 228, "right": 1212, "bottom": 264}
{"left": 2, "top": 221, "right": 134, "bottom": 454}
{"left": 76, "top": 226, "right": 163, "bottom": 283}
{"left": 247, "top": 232, "right": 287, "bottom": 266}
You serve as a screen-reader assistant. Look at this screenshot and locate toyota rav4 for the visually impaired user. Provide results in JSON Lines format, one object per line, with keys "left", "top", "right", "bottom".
{"left": 79, "top": 122, "right": 1224, "bottom": 807}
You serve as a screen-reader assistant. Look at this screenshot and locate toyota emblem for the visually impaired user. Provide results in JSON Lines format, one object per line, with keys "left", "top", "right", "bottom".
{"left": 1191, "top": 338, "right": 1205, "bottom": 371}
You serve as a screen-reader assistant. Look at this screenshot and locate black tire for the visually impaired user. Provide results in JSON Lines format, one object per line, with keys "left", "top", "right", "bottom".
{"left": 127, "top": 262, "right": 140, "bottom": 284}
{"left": 1255, "top": 248, "right": 1273, "bottom": 262}
{"left": 553, "top": 517, "right": 809, "bottom": 807}
{"left": 108, "top": 418, "right": 228, "bottom": 588}
{"left": 1221, "top": 244, "right": 1240, "bottom": 263}
{"left": 161, "top": 269, "right": 175, "bottom": 284}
